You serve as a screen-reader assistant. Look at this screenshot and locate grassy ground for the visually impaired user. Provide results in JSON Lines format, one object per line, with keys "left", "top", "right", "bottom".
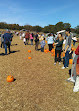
{"left": 0, "top": 35, "right": 79, "bottom": 111}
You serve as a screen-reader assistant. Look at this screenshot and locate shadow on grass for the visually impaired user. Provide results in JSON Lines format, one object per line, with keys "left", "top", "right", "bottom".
{"left": 0, "top": 50, "right": 20, "bottom": 56}
{"left": 10, "top": 50, "right": 20, "bottom": 54}
{"left": 14, "top": 79, "right": 16, "bottom": 82}
{"left": 0, "top": 53, "right": 5, "bottom": 56}
{"left": 11, "top": 44, "right": 18, "bottom": 46}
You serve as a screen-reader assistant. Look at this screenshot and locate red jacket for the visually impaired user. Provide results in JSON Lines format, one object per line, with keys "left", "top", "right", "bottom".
{"left": 75, "top": 45, "right": 79, "bottom": 64}
{"left": 25, "top": 32, "right": 30, "bottom": 39}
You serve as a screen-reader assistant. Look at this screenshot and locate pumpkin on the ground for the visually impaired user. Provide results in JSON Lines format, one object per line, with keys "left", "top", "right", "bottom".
{"left": 28, "top": 50, "right": 31, "bottom": 53}
{"left": 7, "top": 75, "right": 14, "bottom": 82}
{"left": 69, "top": 59, "right": 73, "bottom": 64}
{"left": 51, "top": 49, "right": 55, "bottom": 53}
{"left": 28, "top": 57, "right": 32, "bottom": 59}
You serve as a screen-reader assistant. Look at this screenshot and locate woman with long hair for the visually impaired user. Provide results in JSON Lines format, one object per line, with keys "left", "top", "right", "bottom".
{"left": 54, "top": 33, "right": 64, "bottom": 65}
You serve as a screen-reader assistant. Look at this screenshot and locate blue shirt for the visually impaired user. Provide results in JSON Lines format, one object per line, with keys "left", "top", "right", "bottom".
{"left": 40, "top": 40, "right": 45, "bottom": 48}
{"left": 3, "top": 33, "right": 11, "bottom": 43}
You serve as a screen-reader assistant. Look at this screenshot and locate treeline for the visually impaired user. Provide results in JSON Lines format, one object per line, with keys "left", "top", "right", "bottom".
{"left": 0, "top": 22, "right": 79, "bottom": 34}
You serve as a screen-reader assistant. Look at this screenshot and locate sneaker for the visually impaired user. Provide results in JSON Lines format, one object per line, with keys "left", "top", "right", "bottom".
{"left": 54, "top": 63, "right": 56, "bottom": 65}
{"left": 61, "top": 66, "right": 66, "bottom": 69}
{"left": 59, "top": 62, "right": 61, "bottom": 65}
{"left": 67, "top": 77, "right": 75, "bottom": 83}
{"left": 73, "top": 88, "right": 79, "bottom": 92}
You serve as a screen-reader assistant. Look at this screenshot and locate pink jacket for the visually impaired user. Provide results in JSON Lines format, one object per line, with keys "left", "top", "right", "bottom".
{"left": 30, "top": 34, "right": 33, "bottom": 40}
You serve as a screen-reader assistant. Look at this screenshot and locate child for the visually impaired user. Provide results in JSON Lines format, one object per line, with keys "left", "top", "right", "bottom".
{"left": 54, "top": 33, "right": 63, "bottom": 65}
{"left": 40, "top": 38, "right": 46, "bottom": 52}
{"left": 23, "top": 37, "right": 26, "bottom": 45}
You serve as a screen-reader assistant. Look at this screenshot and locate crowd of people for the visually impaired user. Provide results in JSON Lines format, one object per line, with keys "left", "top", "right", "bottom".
{"left": 0, "top": 28, "right": 79, "bottom": 92}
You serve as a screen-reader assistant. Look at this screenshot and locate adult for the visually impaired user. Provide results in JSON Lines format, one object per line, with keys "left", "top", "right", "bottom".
{"left": 35, "top": 32, "right": 39, "bottom": 51}
{"left": 3, "top": 30, "right": 12, "bottom": 55}
{"left": 1, "top": 31, "right": 4, "bottom": 48}
{"left": 9, "top": 31, "right": 13, "bottom": 45}
{"left": 72, "top": 36, "right": 77, "bottom": 46}
{"left": 54, "top": 33, "right": 64, "bottom": 65}
{"left": 30, "top": 33, "right": 34, "bottom": 45}
{"left": 67, "top": 38, "right": 79, "bottom": 92}
{"left": 25, "top": 31, "right": 30, "bottom": 45}
{"left": 46, "top": 33, "right": 54, "bottom": 51}
{"left": 62, "top": 28, "right": 72, "bottom": 69}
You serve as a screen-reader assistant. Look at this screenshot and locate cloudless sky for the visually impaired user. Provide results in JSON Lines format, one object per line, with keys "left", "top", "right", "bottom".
{"left": 0, "top": 0, "right": 79, "bottom": 28}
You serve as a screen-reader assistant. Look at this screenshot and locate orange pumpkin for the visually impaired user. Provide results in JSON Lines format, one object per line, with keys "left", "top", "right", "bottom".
{"left": 69, "top": 59, "right": 73, "bottom": 64}
{"left": 28, "top": 50, "right": 31, "bottom": 53}
{"left": 71, "top": 47, "right": 76, "bottom": 51}
{"left": 7, "top": 75, "right": 14, "bottom": 82}
{"left": 46, "top": 49, "right": 49, "bottom": 52}
{"left": 51, "top": 49, "right": 55, "bottom": 53}
{"left": 51, "top": 54, "right": 54, "bottom": 56}
{"left": 51, "top": 52, "right": 55, "bottom": 56}
{"left": 28, "top": 57, "right": 32, "bottom": 59}
{"left": 71, "top": 44, "right": 73, "bottom": 47}
{"left": 44, "top": 50, "right": 47, "bottom": 53}
{"left": 62, "top": 52, "right": 65, "bottom": 57}
{"left": 45, "top": 41, "right": 47, "bottom": 43}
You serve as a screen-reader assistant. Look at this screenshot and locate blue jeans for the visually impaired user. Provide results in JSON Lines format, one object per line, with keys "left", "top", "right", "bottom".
{"left": 41, "top": 47, "right": 44, "bottom": 52}
{"left": 64, "top": 51, "right": 69, "bottom": 68}
{"left": 30, "top": 39, "right": 33, "bottom": 45}
{"left": 4, "top": 43, "right": 10, "bottom": 54}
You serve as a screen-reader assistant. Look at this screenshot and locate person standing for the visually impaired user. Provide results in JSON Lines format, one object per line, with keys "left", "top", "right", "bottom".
{"left": 35, "top": 32, "right": 39, "bottom": 51}
{"left": 62, "top": 28, "right": 72, "bottom": 69}
{"left": 54, "top": 33, "right": 63, "bottom": 65}
{"left": 1, "top": 31, "right": 4, "bottom": 48}
{"left": 30, "top": 33, "right": 34, "bottom": 45}
{"left": 46, "top": 33, "right": 54, "bottom": 51}
{"left": 3, "top": 30, "right": 12, "bottom": 55}
{"left": 25, "top": 31, "right": 30, "bottom": 45}
{"left": 40, "top": 38, "right": 46, "bottom": 52}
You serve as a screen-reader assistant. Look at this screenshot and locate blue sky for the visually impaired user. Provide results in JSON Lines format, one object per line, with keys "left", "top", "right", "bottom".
{"left": 0, "top": 0, "right": 79, "bottom": 28}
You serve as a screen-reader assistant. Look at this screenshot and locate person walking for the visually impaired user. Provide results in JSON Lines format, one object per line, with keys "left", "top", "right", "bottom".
{"left": 35, "top": 32, "right": 39, "bottom": 51}
{"left": 25, "top": 31, "right": 30, "bottom": 45}
{"left": 3, "top": 30, "right": 12, "bottom": 55}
